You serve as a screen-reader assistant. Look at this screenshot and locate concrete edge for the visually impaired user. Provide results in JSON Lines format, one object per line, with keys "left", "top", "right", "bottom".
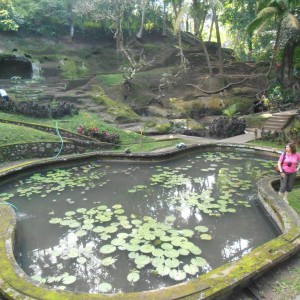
{"left": 0, "top": 144, "right": 299, "bottom": 300}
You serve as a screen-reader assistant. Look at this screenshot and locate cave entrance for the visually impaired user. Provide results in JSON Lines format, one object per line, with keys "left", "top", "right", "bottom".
{"left": 0, "top": 55, "right": 33, "bottom": 79}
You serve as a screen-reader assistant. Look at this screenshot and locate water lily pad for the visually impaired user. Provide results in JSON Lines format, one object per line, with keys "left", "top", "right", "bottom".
{"left": 49, "top": 218, "right": 62, "bottom": 224}
{"left": 68, "top": 248, "right": 80, "bottom": 258}
{"left": 140, "top": 244, "right": 154, "bottom": 253}
{"left": 62, "top": 275, "right": 76, "bottom": 285}
{"left": 65, "top": 211, "right": 76, "bottom": 216}
{"left": 77, "top": 257, "right": 87, "bottom": 264}
{"left": 164, "top": 249, "right": 179, "bottom": 258}
{"left": 93, "top": 226, "right": 105, "bottom": 233}
{"left": 75, "top": 230, "right": 88, "bottom": 237}
{"left": 178, "top": 248, "right": 190, "bottom": 256}
{"left": 200, "top": 234, "right": 212, "bottom": 240}
{"left": 169, "top": 269, "right": 186, "bottom": 281}
{"left": 183, "top": 264, "right": 199, "bottom": 275}
{"left": 100, "top": 245, "right": 116, "bottom": 254}
{"left": 161, "top": 243, "right": 173, "bottom": 250}
{"left": 127, "top": 272, "right": 140, "bottom": 283}
{"left": 98, "top": 282, "right": 112, "bottom": 293}
{"left": 179, "top": 229, "right": 194, "bottom": 237}
{"left": 195, "top": 225, "right": 209, "bottom": 233}
{"left": 191, "top": 257, "right": 207, "bottom": 267}
{"left": 69, "top": 221, "right": 81, "bottom": 228}
{"left": 134, "top": 255, "right": 151, "bottom": 266}
{"left": 127, "top": 244, "right": 140, "bottom": 252}
{"left": 152, "top": 248, "right": 164, "bottom": 257}
{"left": 112, "top": 204, "right": 122, "bottom": 209}
{"left": 156, "top": 265, "right": 171, "bottom": 276}
{"left": 101, "top": 257, "right": 117, "bottom": 266}
{"left": 165, "top": 258, "right": 180, "bottom": 268}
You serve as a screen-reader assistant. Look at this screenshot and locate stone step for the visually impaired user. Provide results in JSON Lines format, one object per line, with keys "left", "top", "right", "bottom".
{"left": 262, "top": 126, "right": 283, "bottom": 131}
{"left": 264, "top": 121, "right": 288, "bottom": 127}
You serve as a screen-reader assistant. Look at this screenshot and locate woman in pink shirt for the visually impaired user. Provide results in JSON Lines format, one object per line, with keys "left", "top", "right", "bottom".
{"left": 277, "top": 142, "right": 300, "bottom": 202}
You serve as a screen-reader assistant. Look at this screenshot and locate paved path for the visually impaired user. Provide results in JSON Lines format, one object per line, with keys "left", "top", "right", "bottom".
{"left": 152, "top": 129, "right": 260, "bottom": 150}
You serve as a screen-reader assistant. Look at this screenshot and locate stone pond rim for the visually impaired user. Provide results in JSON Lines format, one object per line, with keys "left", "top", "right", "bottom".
{"left": 0, "top": 143, "right": 299, "bottom": 300}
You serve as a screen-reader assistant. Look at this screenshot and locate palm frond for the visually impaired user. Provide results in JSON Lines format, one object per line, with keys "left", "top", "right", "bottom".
{"left": 247, "top": 7, "right": 279, "bottom": 32}
{"left": 282, "top": 12, "right": 300, "bottom": 29}
{"left": 247, "top": 17, "right": 267, "bottom": 33}
{"left": 256, "top": 6, "right": 279, "bottom": 19}
{"left": 173, "top": 1, "right": 190, "bottom": 33}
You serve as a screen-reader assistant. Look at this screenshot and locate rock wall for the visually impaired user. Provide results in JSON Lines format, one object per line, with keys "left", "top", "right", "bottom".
{"left": 0, "top": 142, "right": 77, "bottom": 163}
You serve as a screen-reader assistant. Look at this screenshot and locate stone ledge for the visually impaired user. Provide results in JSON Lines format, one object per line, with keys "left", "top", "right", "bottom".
{"left": 0, "top": 144, "right": 299, "bottom": 300}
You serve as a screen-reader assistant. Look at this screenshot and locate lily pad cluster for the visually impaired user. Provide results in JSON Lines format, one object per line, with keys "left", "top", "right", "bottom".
{"left": 1, "top": 164, "right": 107, "bottom": 201}
{"left": 46, "top": 204, "right": 211, "bottom": 290}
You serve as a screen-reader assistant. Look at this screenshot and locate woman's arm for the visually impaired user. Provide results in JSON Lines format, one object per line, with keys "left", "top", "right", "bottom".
{"left": 278, "top": 154, "right": 285, "bottom": 175}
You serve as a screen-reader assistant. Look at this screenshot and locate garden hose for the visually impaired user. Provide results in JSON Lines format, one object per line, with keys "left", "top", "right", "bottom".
{"left": 54, "top": 121, "right": 64, "bottom": 158}
{"left": 0, "top": 202, "right": 19, "bottom": 211}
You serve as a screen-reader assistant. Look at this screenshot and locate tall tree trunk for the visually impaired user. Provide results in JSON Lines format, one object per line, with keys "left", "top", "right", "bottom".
{"left": 267, "top": 22, "right": 282, "bottom": 77}
{"left": 208, "top": 13, "right": 214, "bottom": 41}
{"left": 178, "top": 30, "right": 185, "bottom": 66}
{"left": 185, "top": 17, "right": 189, "bottom": 32}
{"left": 247, "top": 34, "right": 253, "bottom": 61}
{"left": 136, "top": 0, "right": 147, "bottom": 39}
{"left": 280, "top": 41, "right": 297, "bottom": 87}
{"left": 115, "top": 17, "right": 124, "bottom": 53}
{"left": 213, "top": 7, "right": 223, "bottom": 74}
{"left": 67, "top": 1, "right": 74, "bottom": 40}
{"left": 200, "top": 35, "right": 213, "bottom": 75}
{"left": 193, "top": 0, "right": 200, "bottom": 35}
{"left": 162, "top": 0, "right": 167, "bottom": 37}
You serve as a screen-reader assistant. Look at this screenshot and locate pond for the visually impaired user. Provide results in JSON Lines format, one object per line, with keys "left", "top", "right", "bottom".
{"left": 0, "top": 150, "right": 279, "bottom": 294}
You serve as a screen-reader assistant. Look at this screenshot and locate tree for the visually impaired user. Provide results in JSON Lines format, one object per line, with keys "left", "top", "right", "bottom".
{"left": 73, "top": 0, "right": 136, "bottom": 53}
{"left": 0, "top": 0, "right": 19, "bottom": 31}
{"left": 221, "top": 0, "right": 256, "bottom": 60}
{"left": 136, "top": 0, "right": 149, "bottom": 39}
{"left": 190, "top": 0, "right": 213, "bottom": 75}
{"left": 248, "top": 0, "right": 300, "bottom": 88}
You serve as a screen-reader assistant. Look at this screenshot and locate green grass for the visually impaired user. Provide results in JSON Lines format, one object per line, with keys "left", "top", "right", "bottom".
{"left": 249, "top": 139, "right": 285, "bottom": 150}
{"left": 0, "top": 111, "right": 143, "bottom": 144}
{"left": 97, "top": 74, "right": 124, "bottom": 86}
{"left": 0, "top": 111, "right": 179, "bottom": 151}
{"left": 0, "top": 123, "right": 60, "bottom": 146}
{"left": 289, "top": 187, "right": 300, "bottom": 215}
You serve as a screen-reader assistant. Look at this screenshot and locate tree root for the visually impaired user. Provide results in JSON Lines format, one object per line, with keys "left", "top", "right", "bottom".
{"left": 186, "top": 77, "right": 248, "bottom": 94}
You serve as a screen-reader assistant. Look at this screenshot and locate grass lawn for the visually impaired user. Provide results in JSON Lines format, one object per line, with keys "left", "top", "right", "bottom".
{"left": 248, "top": 139, "right": 285, "bottom": 150}
{"left": 0, "top": 111, "right": 149, "bottom": 145}
{"left": 289, "top": 186, "right": 300, "bottom": 215}
{"left": 0, "top": 123, "right": 60, "bottom": 146}
{"left": 0, "top": 111, "right": 181, "bottom": 152}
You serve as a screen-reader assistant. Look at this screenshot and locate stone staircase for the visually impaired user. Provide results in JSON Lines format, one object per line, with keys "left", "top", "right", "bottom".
{"left": 262, "top": 110, "right": 298, "bottom": 131}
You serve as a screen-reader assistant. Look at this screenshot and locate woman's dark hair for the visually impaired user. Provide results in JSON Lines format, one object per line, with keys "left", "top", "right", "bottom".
{"left": 287, "top": 142, "right": 297, "bottom": 154}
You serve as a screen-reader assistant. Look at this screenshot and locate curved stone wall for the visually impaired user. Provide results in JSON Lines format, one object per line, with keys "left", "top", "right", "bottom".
{"left": 0, "top": 144, "right": 299, "bottom": 300}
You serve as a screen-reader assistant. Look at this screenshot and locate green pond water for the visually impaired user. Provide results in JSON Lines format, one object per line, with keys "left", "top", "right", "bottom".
{"left": 0, "top": 150, "right": 279, "bottom": 294}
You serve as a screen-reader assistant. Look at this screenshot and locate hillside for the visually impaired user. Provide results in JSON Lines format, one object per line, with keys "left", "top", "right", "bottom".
{"left": 0, "top": 30, "right": 269, "bottom": 134}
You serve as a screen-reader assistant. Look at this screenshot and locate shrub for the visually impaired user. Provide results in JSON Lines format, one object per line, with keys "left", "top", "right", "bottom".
{"left": 77, "top": 125, "right": 120, "bottom": 144}
{"left": 209, "top": 116, "right": 246, "bottom": 138}
{"left": 0, "top": 99, "right": 78, "bottom": 118}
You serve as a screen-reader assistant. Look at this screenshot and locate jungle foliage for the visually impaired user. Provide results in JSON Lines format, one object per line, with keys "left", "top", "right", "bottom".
{"left": 0, "top": 0, "right": 299, "bottom": 90}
